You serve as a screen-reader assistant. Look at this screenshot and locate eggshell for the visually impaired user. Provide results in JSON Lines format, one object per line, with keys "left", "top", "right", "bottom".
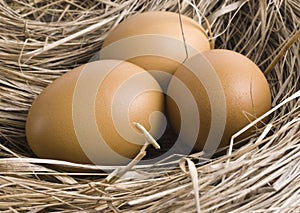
{"left": 26, "top": 60, "right": 164, "bottom": 166}
{"left": 100, "top": 11, "right": 210, "bottom": 86}
{"left": 166, "top": 49, "right": 272, "bottom": 152}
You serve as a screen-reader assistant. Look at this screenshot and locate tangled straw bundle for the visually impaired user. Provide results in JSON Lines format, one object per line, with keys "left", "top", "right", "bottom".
{"left": 0, "top": 0, "right": 299, "bottom": 212}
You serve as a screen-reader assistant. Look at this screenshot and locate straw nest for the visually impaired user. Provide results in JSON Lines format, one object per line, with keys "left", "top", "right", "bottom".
{"left": 0, "top": 0, "right": 299, "bottom": 212}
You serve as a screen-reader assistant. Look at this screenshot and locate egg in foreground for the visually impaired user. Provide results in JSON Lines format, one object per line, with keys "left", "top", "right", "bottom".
{"left": 26, "top": 60, "right": 164, "bottom": 166}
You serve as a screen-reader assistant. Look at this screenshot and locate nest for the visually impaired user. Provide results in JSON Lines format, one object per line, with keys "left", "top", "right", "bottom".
{"left": 0, "top": 0, "right": 299, "bottom": 212}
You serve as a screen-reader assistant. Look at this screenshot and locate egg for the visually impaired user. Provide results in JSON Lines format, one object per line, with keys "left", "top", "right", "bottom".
{"left": 26, "top": 60, "right": 164, "bottom": 166}
{"left": 166, "top": 49, "right": 272, "bottom": 152}
{"left": 100, "top": 11, "right": 210, "bottom": 88}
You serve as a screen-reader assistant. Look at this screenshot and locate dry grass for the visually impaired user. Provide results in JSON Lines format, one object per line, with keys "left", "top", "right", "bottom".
{"left": 0, "top": 0, "right": 299, "bottom": 212}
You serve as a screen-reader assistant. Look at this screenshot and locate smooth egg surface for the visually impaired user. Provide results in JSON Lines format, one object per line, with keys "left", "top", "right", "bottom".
{"left": 26, "top": 60, "right": 164, "bottom": 166}
{"left": 101, "top": 11, "right": 211, "bottom": 87}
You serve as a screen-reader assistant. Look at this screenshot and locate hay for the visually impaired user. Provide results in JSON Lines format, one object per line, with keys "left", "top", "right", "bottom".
{"left": 0, "top": 0, "right": 299, "bottom": 212}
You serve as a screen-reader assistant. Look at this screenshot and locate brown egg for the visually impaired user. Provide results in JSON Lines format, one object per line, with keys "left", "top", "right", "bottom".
{"left": 166, "top": 49, "right": 272, "bottom": 152}
{"left": 26, "top": 60, "right": 164, "bottom": 166}
{"left": 100, "top": 11, "right": 211, "bottom": 87}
